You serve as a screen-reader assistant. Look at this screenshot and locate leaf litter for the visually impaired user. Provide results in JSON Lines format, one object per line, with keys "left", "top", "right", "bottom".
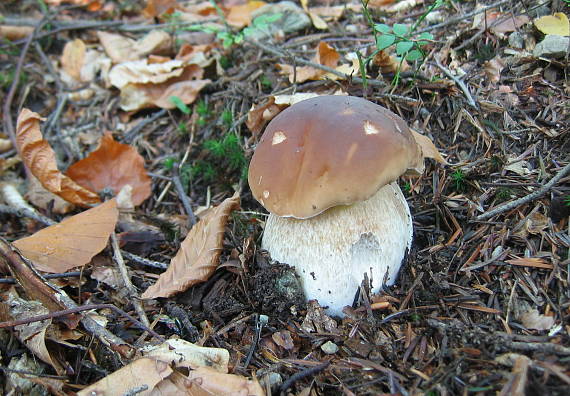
{"left": 0, "top": 0, "right": 569, "bottom": 395}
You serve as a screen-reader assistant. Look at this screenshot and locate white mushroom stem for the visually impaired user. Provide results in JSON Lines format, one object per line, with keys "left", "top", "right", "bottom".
{"left": 262, "top": 182, "right": 413, "bottom": 316}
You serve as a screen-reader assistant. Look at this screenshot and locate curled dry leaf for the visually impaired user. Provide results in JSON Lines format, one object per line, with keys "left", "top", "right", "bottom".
{"left": 25, "top": 176, "right": 74, "bottom": 215}
{"left": 300, "top": 0, "right": 328, "bottom": 30}
{"left": 246, "top": 97, "right": 287, "bottom": 136}
{"left": 143, "top": 0, "right": 179, "bottom": 18}
{"left": 109, "top": 58, "right": 211, "bottom": 111}
{"left": 277, "top": 41, "right": 340, "bottom": 83}
{"left": 142, "top": 192, "right": 240, "bottom": 299}
{"left": 66, "top": 133, "right": 152, "bottom": 206}
{"left": 226, "top": 1, "right": 267, "bottom": 28}
{"left": 61, "top": 39, "right": 86, "bottom": 82}
{"left": 484, "top": 56, "right": 505, "bottom": 84}
{"left": 98, "top": 30, "right": 173, "bottom": 64}
{"left": 410, "top": 130, "right": 447, "bottom": 164}
{"left": 13, "top": 199, "right": 119, "bottom": 273}
{"left": 15, "top": 109, "right": 101, "bottom": 207}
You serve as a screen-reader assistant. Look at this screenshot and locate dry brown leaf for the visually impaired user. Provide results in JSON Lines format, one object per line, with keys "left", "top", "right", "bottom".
{"left": 78, "top": 357, "right": 173, "bottom": 396}
{"left": 300, "top": 0, "right": 328, "bottom": 30}
{"left": 246, "top": 97, "right": 287, "bottom": 136}
{"left": 411, "top": 130, "right": 447, "bottom": 164}
{"left": 0, "top": 288, "right": 64, "bottom": 374}
{"left": 183, "top": 366, "right": 264, "bottom": 396}
{"left": 13, "top": 199, "right": 118, "bottom": 273}
{"left": 61, "top": 39, "right": 86, "bottom": 82}
{"left": 142, "top": 192, "right": 240, "bottom": 299}
{"left": 277, "top": 41, "right": 339, "bottom": 83}
{"left": 98, "top": 31, "right": 173, "bottom": 64}
{"left": 143, "top": 338, "right": 230, "bottom": 372}
{"left": 373, "top": 50, "right": 409, "bottom": 74}
{"left": 0, "top": 25, "right": 34, "bottom": 41}
{"left": 368, "top": 0, "right": 396, "bottom": 6}
{"left": 484, "top": 56, "right": 505, "bottom": 84}
{"left": 25, "top": 176, "right": 74, "bottom": 215}
{"left": 308, "top": 6, "right": 345, "bottom": 22}
{"left": 226, "top": 1, "right": 267, "bottom": 28}
{"left": 109, "top": 58, "right": 187, "bottom": 88}
{"left": 477, "top": 12, "right": 530, "bottom": 35}
{"left": 66, "top": 133, "right": 152, "bottom": 206}
{"left": 143, "top": 0, "right": 179, "bottom": 18}
{"left": 16, "top": 109, "right": 101, "bottom": 207}
{"left": 519, "top": 308, "right": 555, "bottom": 331}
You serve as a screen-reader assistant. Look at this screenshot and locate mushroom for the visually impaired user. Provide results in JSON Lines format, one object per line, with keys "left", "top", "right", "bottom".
{"left": 248, "top": 95, "right": 424, "bottom": 316}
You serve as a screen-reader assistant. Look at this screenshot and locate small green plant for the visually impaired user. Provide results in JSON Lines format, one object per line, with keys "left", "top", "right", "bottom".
{"left": 564, "top": 195, "right": 570, "bottom": 206}
{"left": 451, "top": 169, "right": 466, "bottom": 191}
{"left": 163, "top": 157, "right": 175, "bottom": 171}
{"left": 0, "top": 69, "right": 27, "bottom": 89}
{"left": 359, "top": 0, "right": 441, "bottom": 86}
{"left": 221, "top": 109, "right": 233, "bottom": 128}
{"left": 402, "top": 181, "right": 412, "bottom": 194}
{"left": 195, "top": 99, "right": 210, "bottom": 127}
{"left": 259, "top": 74, "right": 273, "bottom": 90}
{"left": 496, "top": 187, "right": 512, "bottom": 203}
{"left": 169, "top": 96, "right": 192, "bottom": 115}
{"left": 177, "top": 121, "right": 189, "bottom": 135}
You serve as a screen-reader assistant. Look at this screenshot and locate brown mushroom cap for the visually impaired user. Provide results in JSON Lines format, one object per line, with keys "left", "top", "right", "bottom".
{"left": 248, "top": 95, "right": 424, "bottom": 219}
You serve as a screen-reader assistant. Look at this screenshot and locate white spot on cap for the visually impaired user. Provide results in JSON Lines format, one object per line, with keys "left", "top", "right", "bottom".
{"left": 263, "top": 190, "right": 270, "bottom": 199}
{"left": 363, "top": 120, "right": 380, "bottom": 135}
{"left": 272, "top": 131, "right": 287, "bottom": 145}
{"left": 346, "top": 143, "right": 358, "bottom": 163}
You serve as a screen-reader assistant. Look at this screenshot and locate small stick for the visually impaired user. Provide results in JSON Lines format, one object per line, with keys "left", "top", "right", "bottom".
{"left": 476, "top": 162, "right": 570, "bottom": 221}
{"left": 0, "top": 271, "right": 81, "bottom": 284}
{"left": 434, "top": 59, "right": 478, "bottom": 109}
{"left": 0, "top": 302, "right": 163, "bottom": 342}
{"left": 171, "top": 163, "right": 197, "bottom": 227}
{"left": 279, "top": 361, "right": 330, "bottom": 395}
{"left": 110, "top": 233, "right": 151, "bottom": 330}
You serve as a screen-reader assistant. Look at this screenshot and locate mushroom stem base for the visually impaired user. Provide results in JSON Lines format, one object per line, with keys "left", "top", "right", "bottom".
{"left": 262, "top": 182, "right": 413, "bottom": 316}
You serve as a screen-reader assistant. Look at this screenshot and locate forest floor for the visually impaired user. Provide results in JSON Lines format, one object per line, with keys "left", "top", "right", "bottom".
{"left": 0, "top": 0, "right": 569, "bottom": 395}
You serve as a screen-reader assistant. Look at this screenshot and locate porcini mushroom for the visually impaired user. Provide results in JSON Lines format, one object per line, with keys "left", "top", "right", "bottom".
{"left": 248, "top": 95, "right": 424, "bottom": 316}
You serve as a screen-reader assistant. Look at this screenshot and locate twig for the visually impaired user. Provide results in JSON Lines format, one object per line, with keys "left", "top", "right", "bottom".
{"left": 476, "top": 162, "right": 570, "bottom": 221}
{"left": 0, "top": 271, "right": 81, "bottom": 284}
{"left": 434, "top": 59, "right": 478, "bottom": 109}
{"left": 0, "top": 204, "right": 56, "bottom": 226}
{"left": 121, "top": 251, "right": 168, "bottom": 270}
{"left": 123, "top": 109, "right": 167, "bottom": 144}
{"left": 110, "top": 233, "right": 151, "bottom": 330}
{"left": 279, "top": 361, "right": 330, "bottom": 395}
{"left": 172, "top": 163, "right": 197, "bottom": 227}
{"left": 2, "top": 22, "right": 41, "bottom": 147}
{"left": 247, "top": 39, "right": 386, "bottom": 88}
{"left": 416, "top": 0, "right": 516, "bottom": 34}
{"left": 0, "top": 302, "right": 163, "bottom": 342}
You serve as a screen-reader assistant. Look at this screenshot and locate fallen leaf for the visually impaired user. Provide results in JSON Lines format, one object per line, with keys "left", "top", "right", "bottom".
{"left": 308, "top": 6, "right": 345, "bottom": 22}
{"left": 66, "top": 133, "right": 152, "bottom": 206}
{"left": 143, "top": 338, "right": 230, "bottom": 372}
{"left": 534, "top": 13, "right": 570, "bottom": 36}
{"left": 78, "top": 358, "right": 173, "bottom": 396}
{"left": 277, "top": 41, "right": 340, "bottom": 83}
{"left": 524, "top": 212, "right": 549, "bottom": 235}
{"left": 226, "top": 1, "right": 267, "bottom": 28}
{"left": 0, "top": 25, "right": 34, "bottom": 41}
{"left": 142, "top": 192, "right": 240, "bottom": 299}
{"left": 301, "top": 0, "right": 328, "bottom": 30}
{"left": 476, "top": 12, "right": 530, "bottom": 35}
{"left": 109, "top": 58, "right": 187, "bottom": 88}
{"left": 98, "top": 30, "right": 173, "bottom": 64}
{"left": 143, "top": 0, "right": 179, "bottom": 18}
{"left": 272, "top": 330, "right": 294, "bottom": 350}
{"left": 484, "top": 56, "right": 505, "bottom": 84}
{"left": 368, "top": 0, "right": 396, "bottom": 6}
{"left": 302, "top": 300, "right": 339, "bottom": 334}
{"left": 411, "top": 130, "right": 447, "bottom": 164}
{"left": 25, "top": 176, "right": 74, "bottom": 215}
{"left": 519, "top": 308, "right": 555, "bottom": 331}
{"left": 246, "top": 97, "right": 287, "bottom": 136}
{"left": 61, "top": 39, "right": 86, "bottom": 82}
{"left": 182, "top": 366, "right": 264, "bottom": 396}
{"left": 15, "top": 109, "right": 101, "bottom": 207}
{"left": 13, "top": 199, "right": 118, "bottom": 273}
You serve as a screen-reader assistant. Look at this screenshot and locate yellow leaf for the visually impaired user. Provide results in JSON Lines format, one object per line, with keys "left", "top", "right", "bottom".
{"left": 534, "top": 13, "right": 570, "bottom": 36}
